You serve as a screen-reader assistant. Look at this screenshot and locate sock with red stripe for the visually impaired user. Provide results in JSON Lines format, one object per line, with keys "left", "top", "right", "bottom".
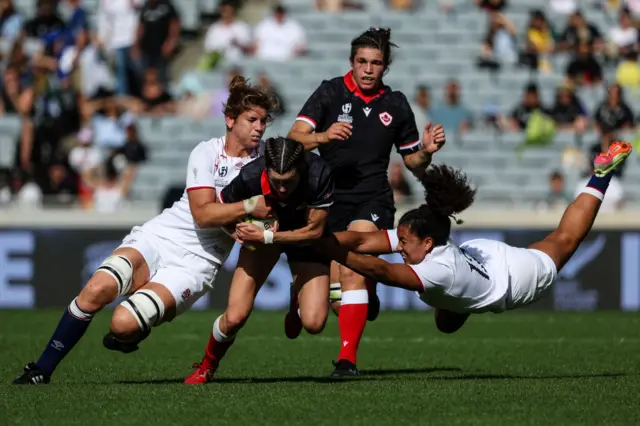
{"left": 203, "top": 315, "right": 235, "bottom": 370}
{"left": 37, "top": 297, "right": 94, "bottom": 375}
{"left": 337, "top": 289, "right": 368, "bottom": 365}
{"left": 581, "top": 173, "right": 613, "bottom": 200}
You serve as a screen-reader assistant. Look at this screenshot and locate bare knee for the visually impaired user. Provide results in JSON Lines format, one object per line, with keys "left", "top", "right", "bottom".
{"left": 435, "top": 309, "right": 470, "bottom": 334}
{"left": 110, "top": 306, "right": 142, "bottom": 341}
{"left": 301, "top": 310, "right": 327, "bottom": 335}
{"left": 77, "top": 276, "right": 119, "bottom": 313}
{"left": 223, "top": 308, "right": 251, "bottom": 334}
{"left": 339, "top": 265, "right": 366, "bottom": 291}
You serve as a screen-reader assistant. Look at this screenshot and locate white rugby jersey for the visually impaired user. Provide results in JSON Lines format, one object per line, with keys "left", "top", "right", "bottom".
{"left": 141, "top": 136, "right": 261, "bottom": 264}
{"left": 386, "top": 229, "right": 511, "bottom": 313}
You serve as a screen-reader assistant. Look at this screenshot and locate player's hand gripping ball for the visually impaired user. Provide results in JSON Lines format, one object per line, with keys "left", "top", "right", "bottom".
{"left": 237, "top": 216, "right": 278, "bottom": 250}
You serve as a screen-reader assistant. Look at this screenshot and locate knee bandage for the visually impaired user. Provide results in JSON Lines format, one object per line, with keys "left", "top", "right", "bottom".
{"left": 329, "top": 283, "right": 342, "bottom": 303}
{"left": 97, "top": 255, "right": 133, "bottom": 296}
{"left": 121, "top": 289, "right": 165, "bottom": 332}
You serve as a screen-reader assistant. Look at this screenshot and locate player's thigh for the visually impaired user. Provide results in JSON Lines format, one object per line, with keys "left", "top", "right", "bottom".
{"left": 226, "top": 244, "right": 282, "bottom": 324}
{"left": 78, "top": 229, "right": 159, "bottom": 310}
{"left": 506, "top": 245, "right": 558, "bottom": 309}
{"left": 289, "top": 259, "right": 330, "bottom": 335}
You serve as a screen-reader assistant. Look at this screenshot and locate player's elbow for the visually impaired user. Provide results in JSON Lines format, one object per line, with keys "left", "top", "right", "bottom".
{"left": 307, "top": 223, "right": 325, "bottom": 240}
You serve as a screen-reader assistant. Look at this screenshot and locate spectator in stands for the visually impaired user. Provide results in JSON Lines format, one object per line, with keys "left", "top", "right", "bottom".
{"left": 91, "top": 97, "right": 134, "bottom": 150}
{"left": 316, "top": 0, "right": 365, "bottom": 11}
{"left": 594, "top": 83, "right": 634, "bottom": 132}
{"left": 0, "top": 0, "right": 23, "bottom": 41}
{"left": 63, "top": 0, "right": 89, "bottom": 49}
{"left": 257, "top": 72, "right": 286, "bottom": 116}
{"left": 549, "top": 84, "right": 589, "bottom": 132}
{"left": 521, "top": 10, "right": 556, "bottom": 73}
{"left": 1, "top": 65, "right": 36, "bottom": 177}
{"left": 23, "top": 0, "right": 65, "bottom": 39}
{"left": 97, "top": 0, "right": 141, "bottom": 96}
{"left": 607, "top": 8, "right": 637, "bottom": 62}
{"left": 41, "top": 156, "right": 78, "bottom": 207}
{"left": 549, "top": 0, "right": 577, "bottom": 15}
{"left": 68, "top": 126, "right": 102, "bottom": 208}
{"left": 253, "top": 4, "right": 306, "bottom": 62}
{"left": 129, "top": 67, "right": 175, "bottom": 116}
{"left": 113, "top": 122, "right": 147, "bottom": 166}
{"left": 545, "top": 170, "right": 572, "bottom": 210}
{"left": 557, "top": 11, "right": 603, "bottom": 54}
{"left": 566, "top": 42, "right": 603, "bottom": 87}
{"left": 616, "top": 49, "right": 640, "bottom": 91}
{"left": 388, "top": 160, "right": 413, "bottom": 204}
{"left": 623, "top": 0, "right": 640, "bottom": 17}
{"left": 409, "top": 84, "right": 430, "bottom": 136}
{"left": 132, "top": 0, "right": 180, "bottom": 86}
{"left": 507, "top": 83, "right": 548, "bottom": 131}
{"left": 474, "top": 0, "right": 507, "bottom": 12}
{"left": 14, "top": 171, "right": 43, "bottom": 208}
{"left": 57, "top": 29, "right": 115, "bottom": 101}
{"left": 88, "top": 156, "right": 135, "bottom": 213}
{"left": 201, "top": 1, "right": 250, "bottom": 68}
{"left": 0, "top": 168, "right": 11, "bottom": 206}
{"left": 429, "top": 80, "right": 472, "bottom": 136}
{"left": 385, "top": 0, "right": 422, "bottom": 10}
{"left": 479, "top": 12, "right": 518, "bottom": 67}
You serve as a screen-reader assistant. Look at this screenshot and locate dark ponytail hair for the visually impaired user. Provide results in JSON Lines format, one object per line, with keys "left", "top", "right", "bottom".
{"left": 398, "top": 165, "right": 476, "bottom": 246}
{"left": 264, "top": 137, "right": 305, "bottom": 175}
{"left": 350, "top": 27, "right": 397, "bottom": 70}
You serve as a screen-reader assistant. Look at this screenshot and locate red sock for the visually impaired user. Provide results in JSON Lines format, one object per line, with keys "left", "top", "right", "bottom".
{"left": 337, "top": 289, "right": 368, "bottom": 365}
{"left": 203, "top": 316, "right": 235, "bottom": 370}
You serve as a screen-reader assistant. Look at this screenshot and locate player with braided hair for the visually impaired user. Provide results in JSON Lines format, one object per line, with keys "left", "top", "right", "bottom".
{"left": 185, "top": 137, "right": 335, "bottom": 384}
{"left": 288, "top": 27, "right": 445, "bottom": 376}
{"left": 314, "top": 142, "right": 632, "bottom": 333}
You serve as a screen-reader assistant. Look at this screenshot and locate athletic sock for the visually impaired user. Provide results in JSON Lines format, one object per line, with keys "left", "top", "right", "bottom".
{"left": 36, "top": 298, "right": 94, "bottom": 375}
{"left": 336, "top": 289, "right": 368, "bottom": 365}
{"left": 581, "top": 173, "right": 613, "bottom": 201}
{"left": 204, "top": 315, "right": 235, "bottom": 370}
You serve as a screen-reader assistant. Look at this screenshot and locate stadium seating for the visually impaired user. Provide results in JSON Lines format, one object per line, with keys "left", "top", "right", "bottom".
{"left": 1, "top": 1, "right": 639, "bottom": 209}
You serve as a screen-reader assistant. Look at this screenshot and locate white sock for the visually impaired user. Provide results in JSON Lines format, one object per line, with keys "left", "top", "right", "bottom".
{"left": 212, "top": 315, "right": 234, "bottom": 343}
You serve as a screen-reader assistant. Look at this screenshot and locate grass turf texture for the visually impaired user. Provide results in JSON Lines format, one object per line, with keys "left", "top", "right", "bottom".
{"left": 1, "top": 310, "right": 639, "bottom": 426}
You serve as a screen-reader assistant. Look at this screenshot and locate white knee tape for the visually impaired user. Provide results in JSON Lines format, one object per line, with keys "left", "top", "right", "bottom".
{"left": 121, "top": 289, "right": 165, "bottom": 331}
{"left": 329, "top": 283, "right": 342, "bottom": 303}
{"left": 97, "top": 255, "right": 133, "bottom": 296}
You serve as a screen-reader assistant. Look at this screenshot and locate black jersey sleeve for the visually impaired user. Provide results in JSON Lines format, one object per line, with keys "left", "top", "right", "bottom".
{"left": 219, "top": 163, "right": 260, "bottom": 204}
{"left": 295, "top": 80, "right": 333, "bottom": 131}
{"left": 394, "top": 94, "right": 422, "bottom": 156}
{"left": 308, "top": 163, "right": 334, "bottom": 209}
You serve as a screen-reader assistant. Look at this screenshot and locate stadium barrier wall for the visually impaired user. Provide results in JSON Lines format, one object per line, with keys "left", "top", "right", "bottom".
{"left": 1, "top": 215, "right": 639, "bottom": 311}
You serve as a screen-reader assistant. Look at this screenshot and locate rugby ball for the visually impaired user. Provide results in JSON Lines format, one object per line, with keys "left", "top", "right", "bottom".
{"left": 241, "top": 216, "right": 278, "bottom": 251}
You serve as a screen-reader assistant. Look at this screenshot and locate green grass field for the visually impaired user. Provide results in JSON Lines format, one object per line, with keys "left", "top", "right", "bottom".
{"left": 1, "top": 310, "right": 639, "bottom": 425}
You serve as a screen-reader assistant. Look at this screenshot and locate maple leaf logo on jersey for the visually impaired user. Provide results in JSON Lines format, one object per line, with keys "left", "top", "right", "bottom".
{"left": 379, "top": 112, "right": 393, "bottom": 126}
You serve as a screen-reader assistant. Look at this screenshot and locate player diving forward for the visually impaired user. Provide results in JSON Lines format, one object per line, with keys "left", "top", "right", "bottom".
{"left": 185, "top": 137, "right": 335, "bottom": 384}
{"left": 314, "top": 142, "right": 631, "bottom": 332}
{"left": 13, "top": 76, "right": 278, "bottom": 384}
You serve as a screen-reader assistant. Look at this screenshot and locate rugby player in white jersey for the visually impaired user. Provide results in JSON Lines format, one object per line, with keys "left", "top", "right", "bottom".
{"left": 13, "top": 76, "right": 278, "bottom": 384}
{"left": 314, "top": 141, "right": 631, "bottom": 345}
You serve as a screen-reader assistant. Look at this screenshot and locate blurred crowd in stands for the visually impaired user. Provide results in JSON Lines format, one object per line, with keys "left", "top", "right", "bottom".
{"left": 0, "top": 0, "right": 639, "bottom": 213}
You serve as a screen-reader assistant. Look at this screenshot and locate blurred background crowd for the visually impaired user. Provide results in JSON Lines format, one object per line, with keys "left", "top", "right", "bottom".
{"left": 0, "top": 0, "right": 639, "bottom": 214}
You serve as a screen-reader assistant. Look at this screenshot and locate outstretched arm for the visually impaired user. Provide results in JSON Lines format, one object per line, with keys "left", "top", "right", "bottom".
{"left": 332, "top": 230, "right": 395, "bottom": 255}
{"left": 322, "top": 239, "right": 423, "bottom": 292}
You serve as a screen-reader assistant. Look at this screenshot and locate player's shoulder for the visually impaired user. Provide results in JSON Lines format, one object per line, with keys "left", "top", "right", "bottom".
{"left": 305, "top": 150, "right": 331, "bottom": 174}
{"left": 382, "top": 86, "right": 412, "bottom": 108}
{"left": 313, "top": 76, "right": 344, "bottom": 94}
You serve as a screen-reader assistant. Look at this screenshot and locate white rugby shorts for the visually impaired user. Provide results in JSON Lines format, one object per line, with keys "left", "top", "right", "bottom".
{"left": 506, "top": 246, "right": 558, "bottom": 309}
{"left": 118, "top": 226, "right": 220, "bottom": 314}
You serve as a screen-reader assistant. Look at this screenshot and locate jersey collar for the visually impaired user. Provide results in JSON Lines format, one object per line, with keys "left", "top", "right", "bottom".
{"left": 343, "top": 71, "right": 385, "bottom": 104}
